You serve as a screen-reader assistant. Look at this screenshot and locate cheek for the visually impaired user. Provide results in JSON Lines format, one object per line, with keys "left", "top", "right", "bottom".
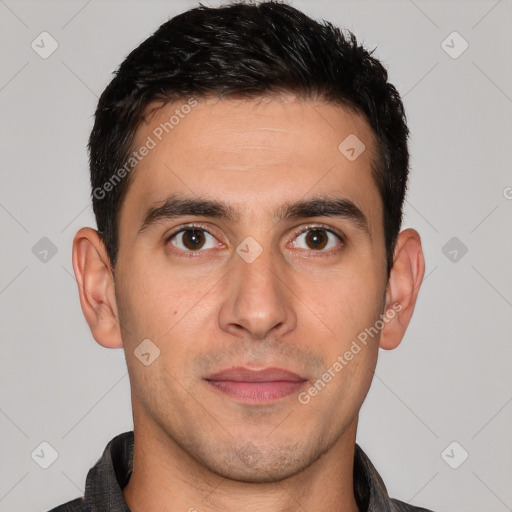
{"left": 115, "top": 254, "right": 218, "bottom": 352}
{"left": 114, "top": 261, "right": 173, "bottom": 344}
{"left": 303, "top": 272, "right": 382, "bottom": 414}
{"left": 304, "top": 260, "right": 385, "bottom": 346}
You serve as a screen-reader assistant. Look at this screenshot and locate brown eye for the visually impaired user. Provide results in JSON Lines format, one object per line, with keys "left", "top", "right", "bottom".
{"left": 182, "top": 230, "right": 205, "bottom": 250}
{"left": 169, "top": 228, "right": 218, "bottom": 252}
{"left": 291, "top": 227, "right": 342, "bottom": 252}
{"left": 305, "top": 229, "right": 328, "bottom": 250}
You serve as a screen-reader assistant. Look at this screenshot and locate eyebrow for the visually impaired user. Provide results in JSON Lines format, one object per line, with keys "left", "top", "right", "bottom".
{"left": 138, "top": 193, "right": 371, "bottom": 236}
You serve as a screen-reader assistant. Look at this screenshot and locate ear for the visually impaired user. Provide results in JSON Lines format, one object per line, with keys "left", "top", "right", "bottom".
{"left": 72, "top": 227, "right": 123, "bottom": 348}
{"left": 379, "top": 228, "right": 425, "bottom": 350}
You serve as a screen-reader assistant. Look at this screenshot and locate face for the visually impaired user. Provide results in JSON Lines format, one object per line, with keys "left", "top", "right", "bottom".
{"left": 113, "top": 94, "right": 389, "bottom": 482}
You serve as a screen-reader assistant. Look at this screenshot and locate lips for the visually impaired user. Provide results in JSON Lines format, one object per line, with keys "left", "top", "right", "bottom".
{"left": 206, "top": 367, "right": 306, "bottom": 382}
{"left": 204, "top": 367, "right": 307, "bottom": 404}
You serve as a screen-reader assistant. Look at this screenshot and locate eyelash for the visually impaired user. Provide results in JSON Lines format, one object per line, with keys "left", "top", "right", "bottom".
{"left": 165, "top": 222, "right": 345, "bottom": 258}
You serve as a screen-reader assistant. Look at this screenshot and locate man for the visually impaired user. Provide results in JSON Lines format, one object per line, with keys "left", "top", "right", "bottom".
{"left": 51, "top": 1, "right": 432, "bottom": 510}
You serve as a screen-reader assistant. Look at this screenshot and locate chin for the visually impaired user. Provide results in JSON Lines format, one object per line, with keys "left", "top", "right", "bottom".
{"left": 196, "top": 439, "right": 328, "bottom": 484}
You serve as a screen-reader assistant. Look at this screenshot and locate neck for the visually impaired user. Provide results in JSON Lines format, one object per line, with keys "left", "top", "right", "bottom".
{"left": 123, "top": 415, "right": 360, "bottom": 512}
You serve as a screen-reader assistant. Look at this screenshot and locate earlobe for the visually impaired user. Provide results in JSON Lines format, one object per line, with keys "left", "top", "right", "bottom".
{"left": 379, "top": 228, "right": 425, "bottom": 350}
{"left": 72, "top": 227, "right": 123, "bottom": 349}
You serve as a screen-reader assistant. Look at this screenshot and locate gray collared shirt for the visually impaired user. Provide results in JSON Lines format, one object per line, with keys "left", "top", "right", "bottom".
{"left": 48, "top": 431, "right": 435, "bottom": 512}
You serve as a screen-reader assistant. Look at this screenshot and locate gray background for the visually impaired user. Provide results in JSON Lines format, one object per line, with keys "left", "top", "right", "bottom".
{"left": 1, "top": 0, "right": 511, "bottom": 510}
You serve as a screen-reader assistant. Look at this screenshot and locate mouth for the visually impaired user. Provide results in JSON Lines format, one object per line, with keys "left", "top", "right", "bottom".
{"left": 204, "top": 367, "right": 308, "bottom": 405}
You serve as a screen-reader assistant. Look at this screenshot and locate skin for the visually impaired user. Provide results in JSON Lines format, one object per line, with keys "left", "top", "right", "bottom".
{"left": 72, "top": 94, "right": 424, "bottom": 512}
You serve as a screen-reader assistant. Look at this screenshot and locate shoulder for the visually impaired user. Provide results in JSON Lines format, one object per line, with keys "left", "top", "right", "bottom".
{"left": 46, "top": 497, "right": 85, "bottom": 511}
{"left": 391, "top": 498, "right": 436, "bottom": 512}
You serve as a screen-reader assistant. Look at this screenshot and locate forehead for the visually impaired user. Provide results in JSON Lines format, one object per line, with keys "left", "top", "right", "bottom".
{"left": 121, "top": 95, "right": 382, "bottom": 231}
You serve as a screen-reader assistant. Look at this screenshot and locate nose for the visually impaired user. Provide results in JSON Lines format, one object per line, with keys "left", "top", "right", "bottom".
{"left": 218, "top": 245, "right": 297, "bottom": 341}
